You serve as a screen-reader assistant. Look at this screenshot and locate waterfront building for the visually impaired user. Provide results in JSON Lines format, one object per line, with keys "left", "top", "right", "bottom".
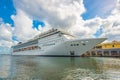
{"left": 83, "top": 40, "right": 120, "bottom": 57}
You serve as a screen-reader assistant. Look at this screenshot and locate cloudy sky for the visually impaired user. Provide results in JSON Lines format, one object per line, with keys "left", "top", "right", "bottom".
{"left": 0, "top": 0, "right": 120, "bottom": 53}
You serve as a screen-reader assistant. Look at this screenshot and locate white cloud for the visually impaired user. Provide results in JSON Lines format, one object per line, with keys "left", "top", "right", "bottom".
{"left": 12, "top": 0, "right": 120, "bottom": 42}
{"left": 0, "top": 22, "right": 12, "bottom": 47}
{"left": 11, "top": 9, "right": 40, "bottom": 42}
{"left": 0, "top": 19, "right": 12, "bottom": 54}
{"left": 0, "top": 40, "right": 12, "bottom": 47}
{"left": 13, "top": 0, "right": 91, "bottom": 39}
{"left": 69, "top": 0, "right": 120, "bottom": 41}
{"left": 100, "top": 0, "right": 120, "bottom": 41}
{"left": 11, "top": 9, "right": 52, "bottom": 42}
{"left": 13, "top": 0, "right": 85, "bottom": 29}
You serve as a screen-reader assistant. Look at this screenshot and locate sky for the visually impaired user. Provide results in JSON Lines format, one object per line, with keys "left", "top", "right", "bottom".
{"left": 0, "top": 0, "right": 120, "bottom": 54}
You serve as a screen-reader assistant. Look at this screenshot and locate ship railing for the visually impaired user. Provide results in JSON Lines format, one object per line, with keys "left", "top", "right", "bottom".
{"left": 38, "top": 30, "right": 60, "bottom": 39}
{"left": 38, "top": 28, "right": 57, "bottom": 37}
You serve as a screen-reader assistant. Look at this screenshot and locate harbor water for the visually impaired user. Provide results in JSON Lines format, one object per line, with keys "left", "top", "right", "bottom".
{"left": 0, "top": 55, "right": 120, "bottom": 80}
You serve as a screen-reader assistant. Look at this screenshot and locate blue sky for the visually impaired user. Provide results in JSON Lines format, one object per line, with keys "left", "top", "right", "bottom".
{"left": 0, "top": 0, "right": 45, "bottom": 28}
{"left": 0, "top": 0, "right": 120, "bottom": 54}
{"left": 0, "top": 0, "right": 15, "bottom": 26}
{"left": 82, "top": 0, "right": 115, "bottom": 20}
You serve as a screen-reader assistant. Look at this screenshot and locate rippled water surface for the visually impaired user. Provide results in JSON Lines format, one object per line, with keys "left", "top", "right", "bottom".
{"left": 0, "top": 55, "right": 120, "bottom": 80}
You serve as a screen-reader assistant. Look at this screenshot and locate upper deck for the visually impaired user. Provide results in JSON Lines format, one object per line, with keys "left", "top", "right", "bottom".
{"left": 12, "top": 28, "right": 74, "bottom": 48}
{"left": 33, "top": 28, "right": 74, "bottom": 40}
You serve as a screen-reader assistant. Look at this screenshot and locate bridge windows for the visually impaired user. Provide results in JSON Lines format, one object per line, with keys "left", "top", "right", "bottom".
{"left": 71, "top": 43, "right": 87, "bottom": 46}
{"left": 71, "top": 44, "right": 73, "bottom": 46}
{"left": 82, "top": 43, "right": 86, "bottom": 45}
{"left": 71, "top": 44, "right": 79, "bottom": 46}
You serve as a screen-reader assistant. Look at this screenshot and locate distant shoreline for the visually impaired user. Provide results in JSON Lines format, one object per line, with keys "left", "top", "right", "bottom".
{"left": 0, "top": 54, "right": 11, "bottom": 55}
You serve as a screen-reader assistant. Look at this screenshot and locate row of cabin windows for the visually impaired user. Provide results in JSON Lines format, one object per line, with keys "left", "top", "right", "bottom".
{"left": 14, "top": 41, "right": 38, "bottom": 49}
{"left": 13, "top": 46, "right": 40, "bottom": 52}
{"left": 43, "top": 43, "right": 55, "bottom": 46}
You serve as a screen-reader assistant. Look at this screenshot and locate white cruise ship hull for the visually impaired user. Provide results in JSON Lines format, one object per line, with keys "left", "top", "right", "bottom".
{"left": 12, "top": 38, "right": 106, "bottom": 56}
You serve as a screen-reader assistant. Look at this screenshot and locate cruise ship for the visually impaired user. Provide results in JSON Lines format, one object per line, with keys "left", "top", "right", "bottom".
{"left": 11, "top": 28, "right": 107, "bottom": 56}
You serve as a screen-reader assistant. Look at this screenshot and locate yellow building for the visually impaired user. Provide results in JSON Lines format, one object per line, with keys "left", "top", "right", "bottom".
{"left": 95, "top": 40, "right": 120, "bottom": 49}
{"left": 83, "top": 41, "right": 120, "bottom": 57}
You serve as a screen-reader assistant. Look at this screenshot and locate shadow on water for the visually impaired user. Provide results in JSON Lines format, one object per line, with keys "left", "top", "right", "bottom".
{"left": 0, "top": 55, "right": 120, "bottom": 80}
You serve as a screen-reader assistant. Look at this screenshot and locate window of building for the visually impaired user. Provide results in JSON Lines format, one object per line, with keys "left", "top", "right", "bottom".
{"left": 112, "top": 45, "right": 114, "bottom": 47}
{"left": 96, "top": 46, "right": 102, "bottom": 49}
{"left": 91, "top": 51, "right": 96, "bottom": 55}
{"left": 86, "top": 51, "right": 90, "bottom": 55}
{"left": 104, "top": 51, "right": 109, "bottom": 55}
{"left": 97, "top": 51, "right": 102, "bottom": 55}
{"left": 111, "top": 51, "right": 117, "bottom": 55}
